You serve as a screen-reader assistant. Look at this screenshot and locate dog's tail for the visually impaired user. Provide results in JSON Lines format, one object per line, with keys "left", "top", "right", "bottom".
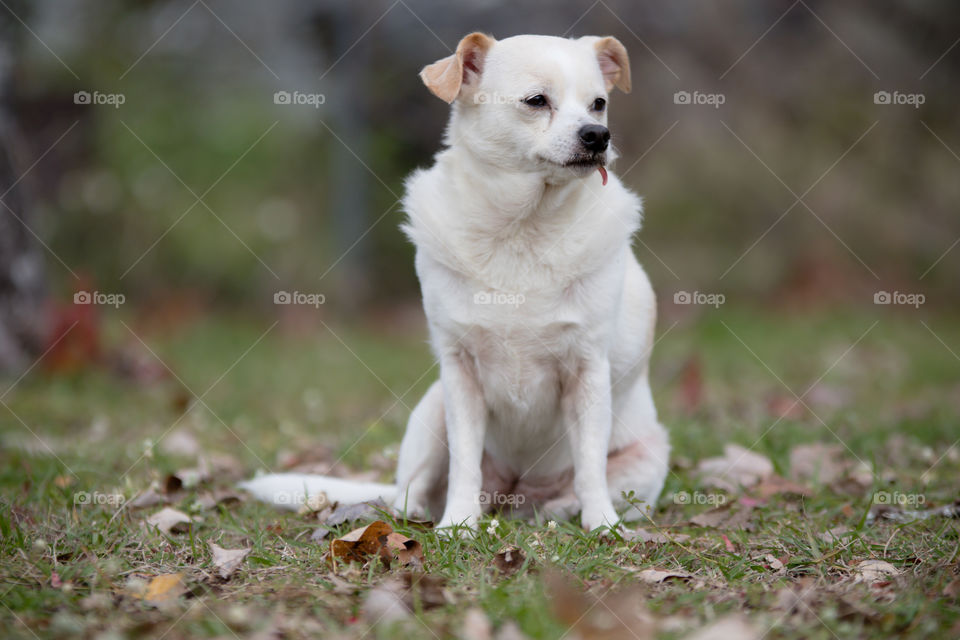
{"left": 238, "top": 473, "right": 398, "bottom": 511}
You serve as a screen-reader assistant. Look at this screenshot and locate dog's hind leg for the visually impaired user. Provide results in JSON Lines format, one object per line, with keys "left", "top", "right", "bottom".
{"left": 394, "top": 380, "right": 449, "bottom": 520}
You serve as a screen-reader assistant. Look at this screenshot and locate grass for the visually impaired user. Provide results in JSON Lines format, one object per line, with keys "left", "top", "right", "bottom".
{"left": 1, "top": 305, "right": 958, "bottom": 639}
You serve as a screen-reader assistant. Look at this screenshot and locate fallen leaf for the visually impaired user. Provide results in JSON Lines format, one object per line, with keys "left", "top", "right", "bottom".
{"left": 361, "top": 573, "right": 450, "bottom": 626}
{"left": 462, "top": 607, "right": 493, "bottom": 640}
{"left": 142, "top": 573, "right": 185, "bottom": 606}
{"left": 677, "top": 355, "right": 703, "bottom": 414}
{"left": 721, "top": 534, "right": 735, "bottom": 553}
{"left": 128, "top": 489, "right": 168, "bottom": 509}
{"left": 623, "top": 528, "right": 690, "bottom": 544}
{"left": 144, "top": 507, "right": 193, "bottom": 535}
{"left": 493, "top": 546, "right": 525, "bottom": 575}
{"left": 361, "top": 579, "right": 410, "bottom": 625}
{"left": 696, "top": 445, "right": 773, "bottom": 492}
{"left": 763, "top": 553, "right": 785, "bottom": 574}
{"left": 297, "top": 491, "right": 331, "bottom": 516}
{"left": 943, "top": 578, "right": 960, "bottom": 598}
{"left": 321, "top": 500, "right": 390, "bottom": 527}
{"left": 689, "top": 504, "right": 755, "bottom": 531}
{"left": 635, "top": 568, "right": 692, "bottom": 584}
{"left": 682, "top": 614, "right": 760, "bottom": 640}
{"left": 159, "top": 428, "right": 200, "bottom": 457}
{"left": 546, "top": 570, "right": 654, "bottom": 640}
{"left": 818, "top": 525, "right": 851, "bottom": 543}
{"left": 752, "top": 474, "right": 813, "bottom": 499}
{"left": 790, "top": 443, "right": 873, "bottom": 490}
{"left": 385, "top": 532, "right": 424, "bottom": 568}
{"left": 853, "top": 559, "right": 899, "bottom": 584}
{"left": 164, "top": 457, "right": 210, "bottom": 492}
{"left": 208, "top": 542, "right": 251, "bottom": 579}
{"left": 765, "top": 393, "right": 805, "bottom": 420}
{"left": 330, "top": 520, "right": 393, "bottom": 567}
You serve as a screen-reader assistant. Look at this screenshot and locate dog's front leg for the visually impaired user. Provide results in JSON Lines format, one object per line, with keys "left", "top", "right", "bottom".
{"left": 564, "top": 357, "right": 620, "bottom": 531}
{"left": 435, "top": 350, "right": 486, "bottom": 531}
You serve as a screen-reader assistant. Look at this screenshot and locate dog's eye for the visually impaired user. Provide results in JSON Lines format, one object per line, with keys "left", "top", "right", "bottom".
{"left": 523, "top": 94, "right": 548, "bottom": 108}
{"left": 592, "top": 98, "right": 606, "bottom": 112}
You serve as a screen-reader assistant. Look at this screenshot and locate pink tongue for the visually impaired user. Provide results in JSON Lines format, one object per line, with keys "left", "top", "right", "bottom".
{"left": 598, "top": 166, "right": 608, "bottom": 186}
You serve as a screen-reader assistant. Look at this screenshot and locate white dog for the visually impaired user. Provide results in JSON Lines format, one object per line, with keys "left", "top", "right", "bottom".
{"left": 242, "top": 33, "right": 669, "bottom": 532}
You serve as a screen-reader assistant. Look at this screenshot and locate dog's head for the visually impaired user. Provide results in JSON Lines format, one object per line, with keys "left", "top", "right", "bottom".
{"left": 420, "top": 33, "right": 630, "bottom": 182}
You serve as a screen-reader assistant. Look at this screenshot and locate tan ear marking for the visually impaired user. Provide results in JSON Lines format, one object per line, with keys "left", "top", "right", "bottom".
{"left": 593, "top": 36, "right": 631, "bottom": 94}
{"left": 419, "top": 32, "right": 495, "bottom": 103}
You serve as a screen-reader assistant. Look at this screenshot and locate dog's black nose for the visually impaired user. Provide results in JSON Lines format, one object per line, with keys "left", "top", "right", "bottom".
{"left": 578, "top": 124, "right": 610, "bottom": 153}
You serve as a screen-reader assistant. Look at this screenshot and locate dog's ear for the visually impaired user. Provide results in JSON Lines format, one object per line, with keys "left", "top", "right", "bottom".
{"left": 585, "top": 36, "right": 631, "bottom": 94}
{"left": 419, "top": 32, "right": 495, "bottom": 103}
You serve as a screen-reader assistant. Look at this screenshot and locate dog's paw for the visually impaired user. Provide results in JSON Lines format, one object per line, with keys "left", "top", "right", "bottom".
{"left": 580, "top": 503, "right": 621, "bottom": 533}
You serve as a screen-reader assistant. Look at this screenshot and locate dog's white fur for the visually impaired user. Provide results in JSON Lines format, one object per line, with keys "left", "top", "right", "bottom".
{"left": 241, "top": 33, "right": 669, "bottom": 532}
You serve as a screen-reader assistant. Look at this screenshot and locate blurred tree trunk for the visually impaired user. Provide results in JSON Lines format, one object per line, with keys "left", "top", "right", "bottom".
{"left": 0, "top": 121, "right": 47, "bottom": 374}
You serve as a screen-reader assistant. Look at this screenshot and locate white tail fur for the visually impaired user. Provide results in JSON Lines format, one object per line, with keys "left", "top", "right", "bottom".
{"left": 238, "top": 473, "right": 398, "bottom": 511}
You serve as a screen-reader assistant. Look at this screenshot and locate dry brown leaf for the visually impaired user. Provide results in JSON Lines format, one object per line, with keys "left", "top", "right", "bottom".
{"left": 635, "top": 568, "right": 692, "bottom": 584}
{"left": 330, "top": 520, "right": 393, "bottom": 566}
{"left": 159, "top": 428, "right": 200, "bottom": 457}
{"left": 142, "top": 573, "right": 185, "bottom": 606}
{"left": 624, "top": 528, "right": 691, "bottom": 544}
{"left": 208, "top": 542, "right": 251, "bottom": 579}
{"left": 361, "top": 579, "right": 410, "bottom": 625}
{"left": 752, "top": 474, "right": 813, "bottom": 499}
{"left": 128, "top": 488, "right": 168, "bottom": 509}
{"left": 361, "top": 573, "right": 450, "bottom": 626}
{"left": 322, "top": 500, "right": 390, "bottom": 526}
{"left": 329, "top": 520, "right": 422, "bottom": 569}
{"left": 696, "top": 444, "right": 773, "bottom": 492}
{"left": 689, "top": 504, "right": 755, "bottom": 531}
{"left": 853, "top": 559, "right": 899, "bottom": 584}
{"left": 297, "top": 491, "right": 331, "bottom": 515}
{"left": 682, "top": 614, "right": 760, "bottom": 640}
{"left": 462, "top": 607, "right": 493, "bottom": 640}
{"left": 943, "top": 578, "right": 960, "bottom": 598}
{"left": 493, "top": 546, "right": 525, "bottom": 574}
{"left": 164, "top": 457, "right": 210, "bottom": 492}
{"left": 546, "top": 571, "right": 654, "bottom": 640}
{"left": 144, "top": 507, "right": 193, "bottom": 535}
{"left": 818, "top": 525, "right": 851, "bottom": 543}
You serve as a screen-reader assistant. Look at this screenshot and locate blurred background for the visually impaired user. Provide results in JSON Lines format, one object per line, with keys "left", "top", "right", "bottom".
{"left": 0, "top": 1, "right": 957, "bottom": 466}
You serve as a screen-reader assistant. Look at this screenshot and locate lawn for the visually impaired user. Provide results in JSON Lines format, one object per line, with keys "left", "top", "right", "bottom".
{"left": 1, "top": 306, "right": 958, "bottom": 639}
